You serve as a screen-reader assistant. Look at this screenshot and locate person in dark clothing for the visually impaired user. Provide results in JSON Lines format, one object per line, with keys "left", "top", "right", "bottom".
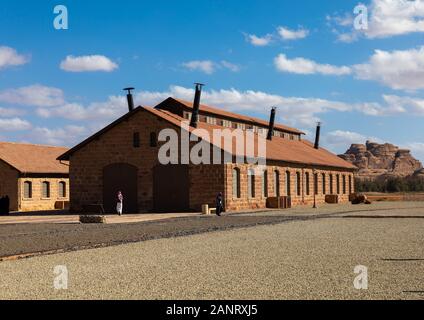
{"left": 216, "top": 192, "right": 224, "bottom": 216}
{"left": 4, "top": 196, "right": 9, "bottom": 216}
{"left": 0, "top": 196, "right": 4, "bottom": 216}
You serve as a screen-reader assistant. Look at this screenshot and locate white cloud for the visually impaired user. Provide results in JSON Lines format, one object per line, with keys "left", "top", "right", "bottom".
{"left": 0, "top": 107, "right": 24, "bottom": 117}
{"left": 181, "top": 60, "right": 216, "bottom": 74}
{"left": 60, "top": 55, "right": 118, "bottom": 72}
{"left": 29, "top": 125, "right": 89, "bottom": 146}
{"left": 245, "top": 34, "right": 273, "bottom": 46}
{"left": 329, "top": 0, "right": 424, "bottom": 41}
{"left": 0, "top": 46, "right": 29, "bottom": 70}
{"left": 277, "top": 26, "right": 309, "bottom": 40}
{"left": 274, "top": 54, "right": 352, "bottom": 76}
{"left": 181, "top": 60, "right": 240, "bottom": 74}
{"left": 0, "top": 118, "right": 32, "bottom": 131}
{"left": 0, "top": 85, "right": 65, "bottom": 107}
{"left": 220, "top": 60, "right": 241, "bottom": 72}
{"left": 354, "top": 47, "right": 424, "bottom": 91}
{"left": 325, "top": 130, "right": 382, "bottom": 147}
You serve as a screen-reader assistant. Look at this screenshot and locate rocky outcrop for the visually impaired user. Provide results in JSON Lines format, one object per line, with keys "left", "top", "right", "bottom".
{"left": 339, "top": 141, "right": 423, "bottom": 180}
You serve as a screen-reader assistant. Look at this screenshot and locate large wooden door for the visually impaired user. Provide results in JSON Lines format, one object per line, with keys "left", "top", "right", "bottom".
{"left": 153, "top": 165, "right": 189, "bottom": 212}
{"left": 103, "top": 163, "right": 138, "bottom": 213}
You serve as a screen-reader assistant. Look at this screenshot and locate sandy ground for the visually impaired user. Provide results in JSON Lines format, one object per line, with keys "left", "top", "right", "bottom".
{"left": 0, "top": 202, "right": 424, "bottom": 300}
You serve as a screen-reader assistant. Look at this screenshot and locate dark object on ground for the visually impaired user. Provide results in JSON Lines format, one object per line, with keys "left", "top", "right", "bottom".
{"left": 350, "top": 193, "right": 371, "bottom": 205}
{"left": 266, "top": 196, "right": 292, "bottom": 209}
{"left": 325, "top": 195, "right": 339, "bottom": 204}
{"left": 79, "top": 215, "right": 107, "bottom": 224}
{"left": 0, "top": 196, "right": 10, "bottom": 216}
{"left": 81, "top": 204, "right": 105, "bottom": 215}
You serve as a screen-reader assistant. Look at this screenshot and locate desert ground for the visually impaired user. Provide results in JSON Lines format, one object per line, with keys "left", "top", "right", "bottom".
{"left": 0, "top": 202, "right": 423, "bottom": 300}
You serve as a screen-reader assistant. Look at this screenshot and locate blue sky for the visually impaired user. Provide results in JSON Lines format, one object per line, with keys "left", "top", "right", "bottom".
{"left": 0, "top": 0, "right": 424, "bottom": 161}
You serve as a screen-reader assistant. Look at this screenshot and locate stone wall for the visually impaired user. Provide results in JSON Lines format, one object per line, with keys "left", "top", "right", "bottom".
{"left": 224, "top": 162, "right": 354, "bottom": 211}
{"left": 18, "top": 177, "right": 69, "bottom": 212}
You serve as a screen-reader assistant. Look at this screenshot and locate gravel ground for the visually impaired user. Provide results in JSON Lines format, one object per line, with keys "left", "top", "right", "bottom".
{"left": 0, "top": 203, "right": 424, "bottom": 299}
{"left": 1, "top": 202, "right": 424, "bottom": 260}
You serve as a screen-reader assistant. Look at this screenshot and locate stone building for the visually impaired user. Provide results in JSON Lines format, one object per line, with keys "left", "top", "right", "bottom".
{"left": 58, "top": 86, "right": 356, "bottom": 213}
{"left": 0, "top": 142, "right": 69, "bottom": 212}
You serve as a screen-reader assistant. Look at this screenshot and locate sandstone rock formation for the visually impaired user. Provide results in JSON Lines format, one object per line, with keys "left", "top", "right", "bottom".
{"left": 339, "top": 141, "right": 423, "bottom": 181}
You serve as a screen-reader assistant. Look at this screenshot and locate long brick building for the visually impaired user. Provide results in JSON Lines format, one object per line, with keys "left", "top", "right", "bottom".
{"left": 0, "top": 142, "right": 70, "bottom": 212}
{"left": 58, "top": 86, "right": 356, "bottom": 213}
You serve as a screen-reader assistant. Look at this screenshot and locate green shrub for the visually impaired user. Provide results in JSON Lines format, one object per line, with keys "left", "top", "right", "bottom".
{"left": 355, "top": 176, "right": 424, "bottom": 193}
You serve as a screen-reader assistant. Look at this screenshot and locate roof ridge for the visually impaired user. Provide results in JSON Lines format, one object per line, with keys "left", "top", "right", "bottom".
{"left": 0, "top": 141, "right": 69, "bottom": 149}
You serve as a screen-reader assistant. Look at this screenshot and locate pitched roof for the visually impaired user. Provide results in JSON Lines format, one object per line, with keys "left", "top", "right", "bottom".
{"left": 58, "top": 104, "right": 356, "bottom": 170}
{"left": 145, "top": 107, "right": 356, "bottom": 170}
{"left": 0, "top": 142, "right": 69, "bottom": 174}
{"left": 157, "top": 97, "right": 305, "bottom": 135}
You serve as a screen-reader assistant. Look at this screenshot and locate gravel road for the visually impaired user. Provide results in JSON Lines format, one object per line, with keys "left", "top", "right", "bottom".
{"left": 0, "top": 202, "right": 424, "bottom": 300}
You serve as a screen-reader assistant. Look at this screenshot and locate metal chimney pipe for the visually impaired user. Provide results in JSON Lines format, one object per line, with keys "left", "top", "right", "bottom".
{"left": 123, "top": 87, "right": 135, "bottom": 112}
{"left": 314, "top": 122, "right": 321, "bottom": 149}
{"left": 190, "top": 83, "right": 204, "bottom": 128}
{"left": 267, "top": 107, "right": 277, "bottom": 141}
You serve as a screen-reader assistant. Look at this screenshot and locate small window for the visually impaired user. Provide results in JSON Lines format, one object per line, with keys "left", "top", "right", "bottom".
{"left": 59, "top": 181, "right": 66, "bottom": 198}
{"left": 285, "top": 171, "right": 291, "bottom": 196}
{"left": 262, "top": 170, "right": 268, "bottom": 197}
{"left": 305, "top": 172, "right": 310, "bottom": 196}
{"left": 296, "top": 172, "right": 301, "bottom": 196}
{"left": 314, "top": 173, "right": 319, "bottom": 195}
{"left": 343, "top": 175, "right": 347, "bottom": 194}
{"left": 349, "top": 175, "right": 352, "bottom": 194}
{"left": 274, "top": 171, "right": 280, "bottom": 197}
{"left": 24, "top": 181, "right": 32, "bottom": 199}
{"left": 248, "top": 169, "right": 256, "bottom": 198}
{"left": 329, "top": 174, "right": 334, "bottom": 194}
{"left": 232, "top": 168, "right": 241, "bottom": 198}
{"left": 42, "top": 181, "right": 50, "bottom": 198}
{"left": 322, "top": 173, "right": 326, "bottom": 195}
{"left": 133, "top": 132, "right": 140, "bottom": 148}
{"left": 150, "top": 132, "right": 157, "bottom": 147}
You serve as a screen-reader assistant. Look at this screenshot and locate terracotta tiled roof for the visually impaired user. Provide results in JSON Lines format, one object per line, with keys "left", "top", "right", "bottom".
{"left": 58, "top": 105, "right": 355, "bottom": 170}
{"left": 144, "top": 107, "right": 357, "bottom": 170}
{"left": 162, "top": 98, "right": 305, "bottom": 135}
{"left": 0, "top": 142, "right": 69, "bottom": 174}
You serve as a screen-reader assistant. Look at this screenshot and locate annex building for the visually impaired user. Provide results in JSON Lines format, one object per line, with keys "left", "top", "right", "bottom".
{"left": 58, "top": 85, "right": 357, "bottom": 214}
{"left": 0, "top": 142, "right": 70, "bottom": 212}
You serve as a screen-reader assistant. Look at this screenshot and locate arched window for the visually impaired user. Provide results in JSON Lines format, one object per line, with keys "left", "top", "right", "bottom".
{"left": 329, "top": 174, "right": 334, "bottom": 194}
{"left": 285, "top": 171, "right": 291, "bottom": 196}
{"left": 262, "top": 170, "right": 268, "bottom": 198}
{"left": 321, "top": 173, "right": 326, "bottom": 195}
{"left": 24, "top": 181, "right": 32, "bottom": 199}
{"left": 349, "top": 175, "right": 352, "bottom": 194}
{"left": 248, "top": 169, "right": 255, "bottom": 198}
{"left": 314, "top": 173, "right": 318, "bottom": 195}
{"left": 232, "top": 168, "right": 241, "bottom": 198}
{"left": 336, "top": 174, "right": 340, "bottom": 194}
{"left": 343, "top": 175, "right": 347, "bottom": 194}
{"left": 42, "top": 181, "right": 50, "bottom": 198}
{"left": 274, "top": 170, "right": 280, "bottom": 197}
{"left": 59, "top": 181, "right": 66, "bottom": 198}
{"left": 305, "top": 172, "right": 310, "bottom": 196}
{"left": 296, "top": 172, "right": 301, "bottom": 196}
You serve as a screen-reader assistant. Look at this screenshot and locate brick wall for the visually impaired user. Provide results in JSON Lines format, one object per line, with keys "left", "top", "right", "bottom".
{"left": 0, "top": 160, "right": 19, "bottom": 211}
{"left": 18, "top": 177, "right": 69, "bottom": 212}
{"left": 69, "top": 110, "right": 184, "bottom": 212}
{"left": 224, "top": 162, "right": 355, "bottom": 211}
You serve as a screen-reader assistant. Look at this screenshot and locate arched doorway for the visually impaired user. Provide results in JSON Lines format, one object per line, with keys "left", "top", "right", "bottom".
{"left": 103, "top": 163, "right": 138, "bottom": 213}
